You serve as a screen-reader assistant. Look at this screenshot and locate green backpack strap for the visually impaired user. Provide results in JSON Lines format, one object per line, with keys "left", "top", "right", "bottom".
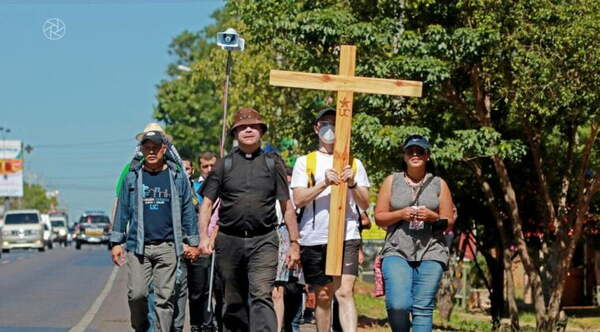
{"left": 115, "top": 162, "right": 132, "bottom": 197}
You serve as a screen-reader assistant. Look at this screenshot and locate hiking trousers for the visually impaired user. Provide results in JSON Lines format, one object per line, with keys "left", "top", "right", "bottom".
{"left": 215, "top": 230, "right": 279, "bottom": 332}
{"left": 126, "top": 242, "right": 177, "bottom": 332}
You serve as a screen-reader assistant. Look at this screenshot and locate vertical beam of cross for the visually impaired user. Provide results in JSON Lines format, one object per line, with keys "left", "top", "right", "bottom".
{"left": 326, "top": 45, "right": 356, "bottom": 276}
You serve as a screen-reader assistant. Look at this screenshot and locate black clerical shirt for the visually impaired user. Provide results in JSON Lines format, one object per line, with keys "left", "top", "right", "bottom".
{"left": 202, "top": 148, "right": 289, "bottom": 235}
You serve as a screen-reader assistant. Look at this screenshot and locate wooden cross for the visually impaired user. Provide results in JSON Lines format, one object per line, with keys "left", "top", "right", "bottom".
{"left": 270, "top": 45, "right": 422, "bottom": 275}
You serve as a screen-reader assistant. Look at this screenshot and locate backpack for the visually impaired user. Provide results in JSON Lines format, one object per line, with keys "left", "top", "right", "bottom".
{"left": 298, "top": 151, "right": 359, "bottom": 229}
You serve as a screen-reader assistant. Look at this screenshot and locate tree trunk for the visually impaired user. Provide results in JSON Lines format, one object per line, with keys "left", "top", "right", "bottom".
{"left": 504, "top": 247, "right": 520, "bottom": 331}
{"left": 436, "top": 261, "right": 458, "bottom": 325}
{"left": 524, "top": 126, "right": 556, "bottom": 228}
{"left": 492, "top": 156, "right": 548, "bottom": 327}
{"left": 482, "top": 250, "right": 504, "bottom": 330}
{"left": 468, "top": 160, "right": 520, "bottom": 328}
{"left": 545, "top": 123, "right": 600, "bottom": 329}
{"left": 557, "top": 123, "right": 577, "bottom": 216}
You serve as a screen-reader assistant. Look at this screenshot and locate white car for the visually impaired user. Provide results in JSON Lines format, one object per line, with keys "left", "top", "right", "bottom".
{"left": 41, "top": 214, "right": 55, "bottom": 250}
{"left": 50, "top": 216, "right": 70, "bottom": 246}
{"left": 0, "top": 221, "right": 3, "bottom": 258}
{"left": 2, "top": 209, "right": 46, "bottom": 252}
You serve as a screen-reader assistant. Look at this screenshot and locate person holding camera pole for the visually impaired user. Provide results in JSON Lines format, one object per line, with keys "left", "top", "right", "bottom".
{"left": 291, "top": 107, "right": 370, "bottom": 332}
{"left": 374, "top": 135, "right": 454, "bottom": 332}
{"left": 198, "top": 108, "right": 300, "bottom": 332}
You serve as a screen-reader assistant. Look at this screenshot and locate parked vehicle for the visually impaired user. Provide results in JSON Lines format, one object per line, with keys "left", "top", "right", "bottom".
{"left": 74, "top": 211, "right": 111, "bottom": 250}
{"left": 41, "top": 214, "right": 54, "bottom": 250}
{"left": 1, "top": 209, "right": 45, "bottom": 252}
{"left": 0, "top": 220, "right": 3, "bottom": 258}
{"left": 67, "top": 225, "right": 76, "bottom": 245}
{"left": 48, "top": 210, "right": 69, "bottom": 228}
{"left": 50, "top": 215, "right": 70, "bottom": 246}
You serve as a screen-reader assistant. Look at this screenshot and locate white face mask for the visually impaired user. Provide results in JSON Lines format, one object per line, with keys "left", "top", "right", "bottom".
{"left": 318, "top": 124, "right": 335, "bottom": 144}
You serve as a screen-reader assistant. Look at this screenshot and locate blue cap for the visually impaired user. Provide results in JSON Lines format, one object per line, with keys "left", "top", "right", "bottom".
{"left": 315, "top": 107, "right": 336, "bottom": 123}
{"left": 403, "top": 135, "right": 430, "bottom": 150}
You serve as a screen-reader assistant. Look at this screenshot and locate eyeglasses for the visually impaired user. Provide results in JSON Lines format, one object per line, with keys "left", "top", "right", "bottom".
{"left": 404, "top": 147, "right": 426, "bottom": 156}
{"left": 238, "top": 124, "right": 262, "bottom": 130}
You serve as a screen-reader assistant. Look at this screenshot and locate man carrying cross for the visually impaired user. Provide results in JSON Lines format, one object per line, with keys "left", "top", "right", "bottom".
{"left": 291, "top": 107, "right": 370, "bottom": 332}
{"left": 270, "top": 45, "right": 422, "bottom": 279}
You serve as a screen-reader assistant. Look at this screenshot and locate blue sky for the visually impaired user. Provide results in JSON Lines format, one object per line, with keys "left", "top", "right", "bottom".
{"left": 0, "top": 0, "right": 224, "bottom": 222}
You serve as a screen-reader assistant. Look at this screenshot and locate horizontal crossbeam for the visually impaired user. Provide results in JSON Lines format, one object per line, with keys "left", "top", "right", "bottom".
{"left": 270, "top": 70, "right": 422, "bottom": 97}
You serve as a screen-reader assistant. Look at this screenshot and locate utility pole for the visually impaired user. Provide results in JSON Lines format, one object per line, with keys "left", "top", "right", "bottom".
{"left": 0, "top": 126, "right": 11, "bottom": 213}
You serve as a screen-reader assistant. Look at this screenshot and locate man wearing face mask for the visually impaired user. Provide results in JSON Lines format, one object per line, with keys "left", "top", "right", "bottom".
{"left": 290, "top": 107, "right": 370, "bottom": 332}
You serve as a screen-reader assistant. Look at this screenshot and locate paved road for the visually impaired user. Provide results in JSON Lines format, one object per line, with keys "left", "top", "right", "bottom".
{"left": 0, "top": 245, "right": 114, "bottom": 332}
{"left": 0, "top": 245, "right": 318, "bottom": 332}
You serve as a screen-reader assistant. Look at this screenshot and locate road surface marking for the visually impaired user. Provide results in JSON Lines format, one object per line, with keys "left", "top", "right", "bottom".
{"left": 69, "top": 266, "right": 118, "bottom": 332}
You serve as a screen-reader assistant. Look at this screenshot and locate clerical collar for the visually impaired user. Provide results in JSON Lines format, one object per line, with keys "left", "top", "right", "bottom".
{"left": 237, "top": 147, "right": 262, "bottom": 159}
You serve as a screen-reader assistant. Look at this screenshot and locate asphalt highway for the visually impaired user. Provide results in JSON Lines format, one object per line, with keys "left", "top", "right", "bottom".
{"left": 0, "top": 245, "right": 114, "bottom": 332}
{"left": 0, "top": 245, "right": 317, "bottom": 332}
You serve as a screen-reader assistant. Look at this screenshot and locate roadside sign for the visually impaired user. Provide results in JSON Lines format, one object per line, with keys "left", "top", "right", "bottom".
{"left": 0, "top": 140, "right": 24, "bottom": 197}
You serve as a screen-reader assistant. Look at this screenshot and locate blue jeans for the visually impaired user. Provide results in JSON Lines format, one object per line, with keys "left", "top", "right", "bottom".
{"left": 382, "top": 256, "right": 443, "bottom": 332}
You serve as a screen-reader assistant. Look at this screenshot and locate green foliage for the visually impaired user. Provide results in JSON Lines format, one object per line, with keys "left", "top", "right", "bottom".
{"left": 436, "top": 128, "right": 527, "bottom": 164}
{"left": 19, "top": 183, "right": 57, "bottom": 212}
{"left": 155, "top": 2, "right": 599, "bottom": 326}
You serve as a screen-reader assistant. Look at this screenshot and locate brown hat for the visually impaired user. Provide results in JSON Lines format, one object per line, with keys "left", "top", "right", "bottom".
{"left": 230, "top": 107, "right": 268, "bottom": 136}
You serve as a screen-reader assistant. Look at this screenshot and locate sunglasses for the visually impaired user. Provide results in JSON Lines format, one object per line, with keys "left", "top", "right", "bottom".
{"left": 404, "top": 146, "right": 426, "bottom": 156}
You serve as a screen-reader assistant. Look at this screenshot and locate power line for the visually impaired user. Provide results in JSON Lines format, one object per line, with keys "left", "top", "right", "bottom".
{"left": 47, "top": 185, "right": 115, "bottom": 192}
{"left": 33, "top": 138, "right": 132, "bottom": 148}
{"left": 45, "top": 174, "right": 119, "bottom": 180}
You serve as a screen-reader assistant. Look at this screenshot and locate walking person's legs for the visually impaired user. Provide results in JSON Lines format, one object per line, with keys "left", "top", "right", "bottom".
{"left": 150, "top": 242, "right": 178, "bottom": 332}
{"left": 411, "top": 261, "right": 444, "bottom": 332}
{"left": 126, "top": 250, "right": 153, "bottom": 332}
{"left": 332, "top": 239, "right": 360, "bottom": 332}
{"left": 283, "top": 280, "right": 304, "bottom": 332}
{"left": 187, "top": 255, "right": 212, "bottom": 330}
{"left": 248, "top": 231, "right": 279, "bottom": 332}
{"left": 331, "top": 297, "right": 342, "bottom": 332}
{"left": 382, "top": 256, "right": 413, "bottom": 332}
{"left": 213, "top": 269, "right": 225, "bottom": 331}
{"left": 171, "top": 259, "right": 188, "bottom": 332}
{"left": 216, "top": 233, "right": 250, "bottom": 332}
{"left": 272, "top": 285, "right": 285, "bottom": 332}
{"left": 313, "top": 283, "right": 334, "bottom": 332}
{"left": 300, "top": 244, "right": 333, "bottom": 332}
{"left": 333, "top": 275, "right": 358, "bottom": 332}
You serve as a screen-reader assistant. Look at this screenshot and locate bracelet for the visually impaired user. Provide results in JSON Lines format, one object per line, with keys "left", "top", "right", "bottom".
{"left": 290, "top": 240, "right": 300, "bottom": 245}
{"left": 348, "top": 182, "right": 357, "bottom": 189}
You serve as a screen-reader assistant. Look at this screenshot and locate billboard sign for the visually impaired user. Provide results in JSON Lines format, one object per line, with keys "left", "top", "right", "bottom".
{"left": 0, "top": 140, "right": 24, "bottom": 197}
